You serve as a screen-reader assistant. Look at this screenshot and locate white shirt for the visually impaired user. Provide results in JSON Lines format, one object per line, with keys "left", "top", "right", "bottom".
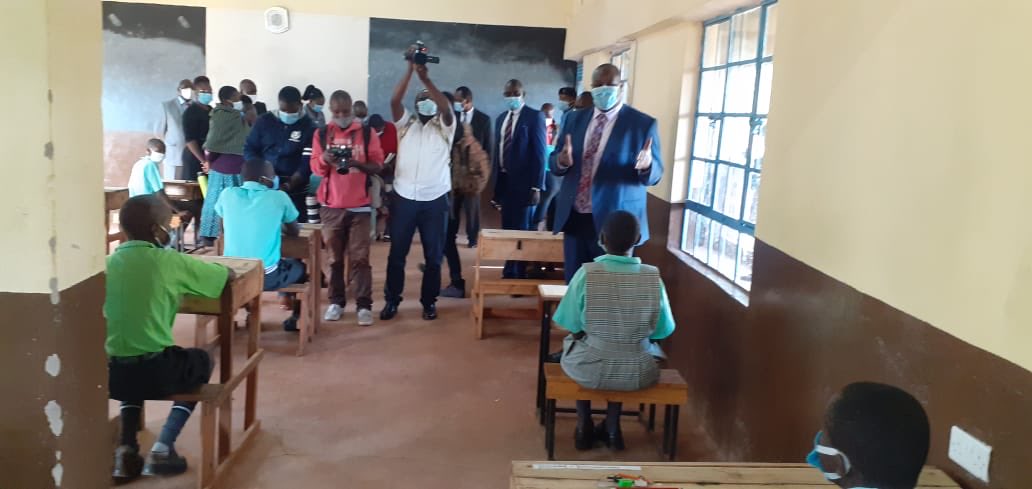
{"left": 462, "top": 107, "right": 476, "bottom": 125}
{"left": 394, "top": 108, "right": 456, "bottom": 201}
{"left": 498, "top": 106, "right": 524, "bottom": 170}
{"left": 583, "top": 102, "right": 623, "bottom": 176}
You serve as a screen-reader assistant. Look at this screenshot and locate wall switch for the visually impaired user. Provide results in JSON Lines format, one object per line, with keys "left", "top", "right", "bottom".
{"left": 948, "top": 426, "right": 991, "bottom": 483}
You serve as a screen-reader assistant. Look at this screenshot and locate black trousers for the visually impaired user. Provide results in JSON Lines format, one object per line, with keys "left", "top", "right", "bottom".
{"left": 443, "top": 192, "right": 479, "bottom": 286}
{"left": 384, "top": 192, "right": 449, "bottom": 307}
{"left": 109, "top": 346, "right": 213, "bottom": 403}
{"left": 562, "top": 211, "right": 604, "bottom": 282}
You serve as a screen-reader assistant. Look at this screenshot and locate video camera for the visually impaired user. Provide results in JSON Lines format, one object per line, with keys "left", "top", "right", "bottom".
{"left": 329, "top": 145, "right": 354, "bottom": 175}
{"left": 404, "top": 41, "right": 440, "bottom": 65}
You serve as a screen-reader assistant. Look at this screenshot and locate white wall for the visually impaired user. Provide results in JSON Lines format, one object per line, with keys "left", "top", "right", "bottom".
{"left": 206, "top": 8, "right": 370, "bottom": 105}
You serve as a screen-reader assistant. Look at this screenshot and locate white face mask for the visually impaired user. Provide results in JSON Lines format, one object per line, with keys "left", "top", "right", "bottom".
{"left": 246, "top": 92, "right": 257, "bottom": 101}
{"left": 180, "top": 88, "right": 193, "bottom": 100}
{"left": 149, "top": 152, "right": 165, "bottom": 163}
{"left": 232, "top": 100, "right": 244, "bottom": 111}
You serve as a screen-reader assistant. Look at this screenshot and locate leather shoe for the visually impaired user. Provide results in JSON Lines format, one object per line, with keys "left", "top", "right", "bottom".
{"left": 422, "top": 303, "right": 437, "bottom": 320}
{"left": 440, "top": 284, "right": 465, "bottom": 298}
{"left": 574, "top": 421, "right": 596, "bottom": 451}
{"left": 596, "top": 420, "right": 625, "bottom": 451}
{"left": 112, "top": 445, "right": 143, "bottom": 484}
{"left": 380, "top": 302, "right": 399, "bottom": 320}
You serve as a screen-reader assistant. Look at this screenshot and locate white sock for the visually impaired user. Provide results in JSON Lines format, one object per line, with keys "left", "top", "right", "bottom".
{"left": 151, "top": 441, "right": 170, "bottom": 454}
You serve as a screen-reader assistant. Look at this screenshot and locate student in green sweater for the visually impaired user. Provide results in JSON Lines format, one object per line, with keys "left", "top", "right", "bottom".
{"left": 199, "top": 85, "right": 251, "bottom": 244}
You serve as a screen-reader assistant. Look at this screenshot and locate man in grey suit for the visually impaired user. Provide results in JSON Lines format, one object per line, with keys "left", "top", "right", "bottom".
{"left": 157, "top": 79, "right": 194, "bottom": 180}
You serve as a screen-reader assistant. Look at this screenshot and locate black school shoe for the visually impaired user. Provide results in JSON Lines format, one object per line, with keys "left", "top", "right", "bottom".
{"left": 142, "top": 449, "right": 187, "bottom": 476}
{"left": 440, "top": 284, "right": 465, "bottom": 298}
{"left": 422, "top": 303, "right": 438, "bottom": 320}
{"left": 112, "top": 445, "right": 143, "bottom": 484}
{"left": 380, "top": 302, "right": 399, "bottom": 320}
{"left": 595, "top": 420, "right": 625, "bottom": 451}
{"left": 574, "top": 421, "right": 596, "bottom": 450}
{"left": 282, "top": 315, "right": 299, "bottom": 332}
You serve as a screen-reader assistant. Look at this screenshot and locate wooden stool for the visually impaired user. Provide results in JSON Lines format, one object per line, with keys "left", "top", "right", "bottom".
{"left": 279, "top": 283, "right": 316, "bottom": 356}
{"left": 543, "top": 363, "right": 688, "bottom": 461}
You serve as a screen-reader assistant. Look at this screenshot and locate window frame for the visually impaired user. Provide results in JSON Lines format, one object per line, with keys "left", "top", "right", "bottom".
{"left": 681, "top": 0, "right": 777, "bottom": 291}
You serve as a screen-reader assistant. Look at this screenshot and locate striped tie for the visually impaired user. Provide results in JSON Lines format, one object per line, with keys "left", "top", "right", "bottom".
{"left": 574, "top": 113, "right": 609, "bottom": 213}
{"left": 502, "top": 112, "right": 515, "bottom": 172}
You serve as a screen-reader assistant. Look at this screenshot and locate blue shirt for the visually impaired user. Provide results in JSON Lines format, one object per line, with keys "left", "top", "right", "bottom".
{"left": 127, "top": 157, "right": 164, "bottom": 197}
{"left": 215, "top": 181, "right": 299, "bottom": 273}
{"left": 553, "top": 254, "right": 676, "bottom": 340}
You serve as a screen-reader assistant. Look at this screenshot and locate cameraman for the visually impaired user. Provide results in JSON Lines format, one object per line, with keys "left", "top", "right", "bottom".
{"left": 381, "top": 46, "right": 456, "bottom": 322}
{"left": 310, "top": 90, "right": 385, "bottom": 327}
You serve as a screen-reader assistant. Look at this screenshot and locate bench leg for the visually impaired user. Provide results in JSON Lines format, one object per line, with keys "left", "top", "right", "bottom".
{"left": 648, "top": 404, "right": 656, "bottom": 433}
{"left": 198, "top": 401, "right": 216, "bottom": 488}
{"left": 669, "top": 405, "right": 680, "bottom": 461}
{"left": 296, "top": 293, "right": 308, "bottom": 357}
{"left": 662, "top": 405, "right": 672, "bottom": 455}
{"left": 536, "top": 304, "right": 550, "bottom": 422}
{"left": 474, "top": 289, "right": 485, "bottom": 339}
{"left": 545, "top": 398, "right": 556, "bottom": 461}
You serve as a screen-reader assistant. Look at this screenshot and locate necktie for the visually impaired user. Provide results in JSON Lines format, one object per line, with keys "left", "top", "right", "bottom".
{"left": 574, "top": 113, "right": 609, "bottom": 213}
{"left": 502, "top": 112, "right": 515, "bottom": 172}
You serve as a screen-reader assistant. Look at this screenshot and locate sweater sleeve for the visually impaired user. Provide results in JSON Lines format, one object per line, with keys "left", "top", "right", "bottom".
{"left": 310, "top": 128, "right": 331, "bottom": 177}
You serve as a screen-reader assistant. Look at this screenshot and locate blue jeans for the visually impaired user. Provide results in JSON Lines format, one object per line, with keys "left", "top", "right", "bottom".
{"left": 264, "top": 258, "right": 306, "bottom": 291}
{"left": 384, "top": 192, "right": 449, "bottom": 307}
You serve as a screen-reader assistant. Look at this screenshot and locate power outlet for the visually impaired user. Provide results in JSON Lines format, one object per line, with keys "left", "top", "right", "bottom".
{"left": 948, "top": 426, "right": 991, "bottom": 483}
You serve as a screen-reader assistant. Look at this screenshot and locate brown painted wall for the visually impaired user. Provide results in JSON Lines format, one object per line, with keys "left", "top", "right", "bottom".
{"left": 0, "top": 274, "right": 109, "bottom": 488}
{"left": 640, "top": 194, "right": 1032, "bottom": 489}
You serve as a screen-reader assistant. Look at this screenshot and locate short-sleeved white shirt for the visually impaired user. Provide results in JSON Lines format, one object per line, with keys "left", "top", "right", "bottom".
{"left": 393, "top": 108, "right": 456, "bottom": 201}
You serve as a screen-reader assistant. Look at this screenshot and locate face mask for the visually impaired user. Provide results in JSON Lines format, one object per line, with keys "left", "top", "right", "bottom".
{"left": 311, "top": 104, "right": 324, "bottom": 113}
{"left": 806, "top": 431, "right": 850, "bottom": 482}
{"left": 149, "top": 151, "right": 165, "bottom": 163}
{"left": 453, "top": 101, "right": 464, "bottom": 113}
{"left": 246, "top": 93, "right": 257, "bottom": 101}
{"left": 279, "top": 111, "right": 301, "bottom": 124}
{"left": 416, "top": 99, "right": 438, "bottom": 117}
{"left": 197, "top": 92, "right": 213, "bottom": 105}
{"left": 232, "top": 100, "right": 244, "bottom": 111}
{"left": 591, "top": 85, "right": 620, "bottom": 111}
{"left": 156, "top": 225, "right": 173, "bottom": 249}
{"left": 180, "top": 88, "right": 193, "bottom": 100}
{"left": 334, "top": 116, "right": 355, "bottom": 128}
{"left": 504, "top": 96, "right": 523, "bottom": 112}
{"left": 558, "top": 100, "right": 571, "bottom": 111}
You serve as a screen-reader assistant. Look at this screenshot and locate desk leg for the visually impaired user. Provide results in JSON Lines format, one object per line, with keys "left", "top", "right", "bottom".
{"left": 536, "top": 299, "right": 550, "bottom": 425}
{"left": 218, "top": 308, "right": 233, "bottom": 462}
{"left": 245, "top": 296, "right": 260, "bottom": 429}
{"left": 310, "top": 231, "right": 322, "bottom": 336}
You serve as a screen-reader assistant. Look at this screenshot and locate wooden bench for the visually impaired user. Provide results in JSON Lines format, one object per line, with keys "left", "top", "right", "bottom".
{"left": 543, "top": 363, "right": 688, "bottom": 461}
{"left": 104, "top": 187, "right": 129, "bottom": 252}
{"left": 472, "top": 229, "right": 564, "bottom": 339}
{"left": 280, "top": 283, "right": 318, "bottom": 356}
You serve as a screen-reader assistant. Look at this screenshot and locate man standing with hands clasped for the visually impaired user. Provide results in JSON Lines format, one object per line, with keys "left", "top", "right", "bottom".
{"left": 381, "top": 46, "right": 456, "bottom": 321}
{"left": 550, "top": 63, "right": 663, "bottom": 282}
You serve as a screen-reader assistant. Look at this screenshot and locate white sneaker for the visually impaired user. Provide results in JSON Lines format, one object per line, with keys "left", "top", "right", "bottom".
{"left": 324, "top": 304, "right": 343, "bottom": 322}
{"left": 357, "top": 308, "right": 374, "bottom": 327}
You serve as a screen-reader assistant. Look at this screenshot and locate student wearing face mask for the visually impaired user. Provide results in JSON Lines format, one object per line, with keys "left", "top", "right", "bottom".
{"left": 493, "top": 78, "right": 547, "bottom": 279}
{"left": 244, "top": 86, "right": 317, "bottom": 222}
{"left": 353, "top": 100, "right": 369, "bottom": 123}
{"left": 181, "top": 75, "right": 213, "bottom": 181}
{"left": 107, "top": 195, "right": 234, "bottom": 483}
{"left": 157, "top": 79, "right": 194, "bottom": 180}
{"left": 198, "top": 86, "right": 250, "bottom": 244}
{"left": 302, "top": 85, "right": 326, "bottom": 129}
{"left": 239, "top": 79, "right": 266, "bottom": 115}
{"left": 807, "top": 382, "right": 930, "bottom": 489}
{"left": 128, "top": 138, "right": 177, "bottom": 208}
{"left": 382, "top": 49, "right": 456, "bottom": 321}
{"left": 550, "top": 64, "right": 663, "bottom": 282}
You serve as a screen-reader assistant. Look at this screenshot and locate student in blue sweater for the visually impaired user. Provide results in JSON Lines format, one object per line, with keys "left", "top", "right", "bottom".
{"left": 244, "top": 86, "right": 316, "bottom": 222}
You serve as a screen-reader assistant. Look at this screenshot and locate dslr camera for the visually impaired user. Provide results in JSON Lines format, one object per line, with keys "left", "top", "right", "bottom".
{"left": 404, "top": 41, "right": 440, "bottom": 65}
{"left": 328, "top": 145, "right": 354, "bottom": 175}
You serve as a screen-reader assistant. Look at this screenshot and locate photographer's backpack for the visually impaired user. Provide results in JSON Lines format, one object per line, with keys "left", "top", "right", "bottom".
{"left": 451, "top": 122, "right": 491, "bottom": 195}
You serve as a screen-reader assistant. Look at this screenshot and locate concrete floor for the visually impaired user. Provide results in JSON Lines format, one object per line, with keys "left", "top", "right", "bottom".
{"left": 110, "top": 235, "right": 714, "bottom": 488}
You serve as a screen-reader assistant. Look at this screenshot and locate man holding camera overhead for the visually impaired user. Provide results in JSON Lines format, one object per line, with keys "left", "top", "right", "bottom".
{"left": 381, "top": 43, "right": 456, "bottom": 322}
{"left": 310, "top": 90, "right": 385, "bottom": 327}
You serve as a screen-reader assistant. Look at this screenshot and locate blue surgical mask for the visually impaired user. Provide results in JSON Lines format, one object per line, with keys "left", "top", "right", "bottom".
{"left": 311, "top": 104, "right": 324, "bottom": 113}
{"left": 806, "top": 431, "right": 849, "bottom": 482}
{"left": 453, "top": 101, "right": 464, "bottom": 113}
{"left": 504, "top": 96, "right": 523, "bottom": 112}
{"left": 416, "top": 99, "right": 438, "bottom": 116}
{"left": 272, "top": 175, "right": 280, "bottom": 190}
{"left": 198, "top": 92, "right": 213, "bottom": 105}
{"left": 279, "top": 110, "right": 301, "bottom": 124}
{"left": 232, "top": 100, "right": 244, "bottom": 111}
{"left": 591, "top": 85, "right": 620, "bottom": 111}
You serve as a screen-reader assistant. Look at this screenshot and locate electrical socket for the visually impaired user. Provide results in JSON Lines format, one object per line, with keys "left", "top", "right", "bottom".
{"left": 948, "top": 426, "right": 991, "bottom": 483}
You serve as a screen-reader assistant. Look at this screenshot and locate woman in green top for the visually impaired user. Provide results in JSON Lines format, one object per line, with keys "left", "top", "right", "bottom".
{"left": 199, "top": 85, "right": 251, "bottom": 242}
{"left": 553, "top": 210, "right": 676, "bottom": 452}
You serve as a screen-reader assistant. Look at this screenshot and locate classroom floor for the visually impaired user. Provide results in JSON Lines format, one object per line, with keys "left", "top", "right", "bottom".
{"left": 109, "top": 233, "right": 715, "bottom": 489}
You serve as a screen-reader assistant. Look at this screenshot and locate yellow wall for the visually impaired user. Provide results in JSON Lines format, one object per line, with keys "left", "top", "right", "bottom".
{"left": 124, "top": 0, "right": 571, "bottom": 27}
{"left": 0, "top": 0, "right": 105, "bottom": 294}
{"left": 758, "top": 0, "right": 1032, "bottom": 372}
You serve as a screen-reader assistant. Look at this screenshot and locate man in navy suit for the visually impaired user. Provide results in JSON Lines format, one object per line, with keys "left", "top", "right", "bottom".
{"left": 550, "top": 64, "right": 663, "bottom": 282}
{"left": 493, "top": 79, "right": 547, "bottom": 278}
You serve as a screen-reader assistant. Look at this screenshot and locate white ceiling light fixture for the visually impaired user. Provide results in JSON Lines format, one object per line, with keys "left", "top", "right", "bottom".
{"left": 265, "top": 7, "right": 289, "bottom": 34}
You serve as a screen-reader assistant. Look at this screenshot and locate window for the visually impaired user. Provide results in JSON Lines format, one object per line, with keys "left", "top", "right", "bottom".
{"left": 681, "top": 1, "right": 777, "bottom": 291}
{"left": 610, "top": 48, "right": 633, "bottom": 103}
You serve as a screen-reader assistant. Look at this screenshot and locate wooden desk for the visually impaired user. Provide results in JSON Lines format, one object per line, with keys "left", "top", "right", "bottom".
{"left": 510, "top": 461, "right": 960, "bottom": 489}
{"left": 473, "top": 229, "right": 565, "bottom": 339}
{"left": 104, "top": 187, "right": 129, "bottom": 252}
{"left": 164, "top": 179, "right": 203, "bottom": 201}
{"left": 536, "top": 284, "right": 568, "bottom": 422}
{"left": 281, "top": 223, "right": 324, "bottom": 354}
{"left": 180, "top": 256, "right": 264, "bottom": 489}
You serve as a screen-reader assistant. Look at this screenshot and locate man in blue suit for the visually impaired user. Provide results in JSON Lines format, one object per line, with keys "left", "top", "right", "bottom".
{"left": 493, "top": 79, "right": 547, "bottom": 278}
{"left": 550, "top": 64, "right": 663, "bottom": 282}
